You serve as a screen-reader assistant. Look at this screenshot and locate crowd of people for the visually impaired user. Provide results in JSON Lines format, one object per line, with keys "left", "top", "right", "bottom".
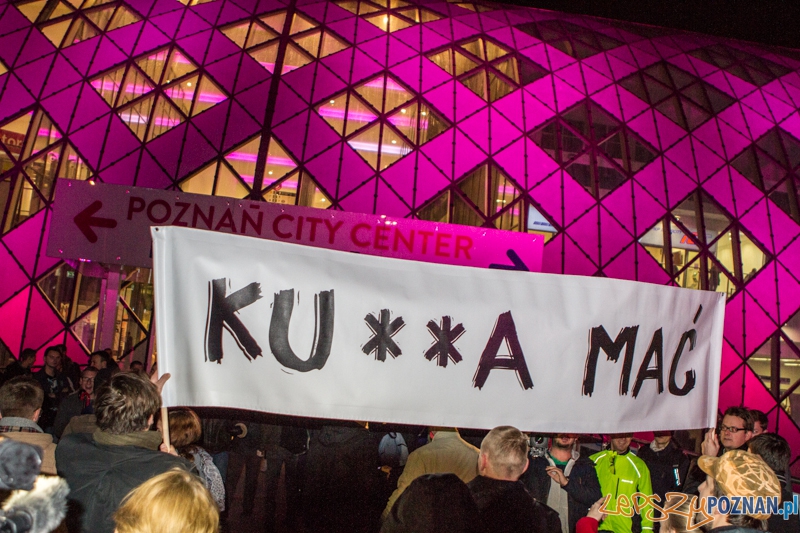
{"left": 0, "top": 345, "right": 797, "bottom": 533}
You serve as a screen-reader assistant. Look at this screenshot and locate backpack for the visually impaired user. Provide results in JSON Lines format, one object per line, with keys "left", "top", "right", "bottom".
{"left": 378, "top": 432, "right": 409, "bottom": 468}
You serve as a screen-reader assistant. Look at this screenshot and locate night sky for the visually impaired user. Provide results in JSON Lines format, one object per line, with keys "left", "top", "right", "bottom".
{"left": 506, "top": 0, "right": 800, "bottom": 50}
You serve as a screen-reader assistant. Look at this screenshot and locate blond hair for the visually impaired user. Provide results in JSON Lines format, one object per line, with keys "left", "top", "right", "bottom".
{"left": 480, "top": 426, "right": 530, "bottom": 479}
{"left": 114, "top": 469, "right": 218, "bottom": 533}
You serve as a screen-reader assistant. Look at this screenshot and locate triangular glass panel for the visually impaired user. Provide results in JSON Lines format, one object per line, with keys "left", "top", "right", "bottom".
{"left": 744, "top": 336, "right": 777, "bottom": 393}
{"left": 492, "top": 57, "right": 518, "bottom": 84}
{"left": 418, "top": 191, "right": 449, "bottom": 222}
{"left": 146, "top": 95, "right": 183, "bottom": 141}
{"left": 264, "top": 137, "right": 297, "bottom": 185}
{"left": 458, "top": 165, "right": 487, "bottom": 214}
{"left": 565, "top": 159, "right": 595, "bottom": 197}
{"left": 452, "top": 193, "right": 483, "bottom": 226}
{"left": 731, "top": 147, "right": 764, "bottom": 190}
{"left": 587, "top": 103, "right": 620, "bottom": 141}
{"left": 263, "top": 172, "right": 299, "bottom": 204}
{"left": 492, "top": 199, "right": 522, "bottom": 231}
{"left": 460, "top": 70, "right": 486, "bottom": 100}
{"left": 38, "top": 262, "right": 78, "bottom": 321}
{"left": 214, "top": 163, "right": 249, "bottom": 198}
{"left": 700, "top": 191, "right": 732, "bottom": 239}
{"left": 378, "top": 124, "right": 411, "bottom": 170}
{"left": 249, "top": 42, "right": 279, "bottom": 72}
{"left": 428, "top": 50, "right": 453, "bottom": 75}
{"left": 768, "top": 180, "right": 799, "bottom": 222}
{"left": 420, "top": 9, "right": 440, "bottom": 22}
{"left": 355, "top": 76, "right": 386, "bottom": 112}
{"left": 626, "top": 132, "right": 657, "bottom": 172}
{"left": 418, "top": 105, "right": 448, "bottom": 146}
{"left": 371, "top": 0, "right": 388, "bottom": 7}
{"left": 18, "top": 0, "right": 48, "bottom": 23}
{"left": 0, "top": 60, "right": 6, "bottom": 76}
{"left": 680, "top": 82, "right": 712, "bottom": 113}
{"left": 247, "top": 23, "right": 277, "bottom": 48}
{"left": 319, "top": 32, "right": 347, "bottom": 58}
{"left": 260, "top": 11, "right": 287, "bottom": 33}
{"left": 192, "top": 75, "right": 226, "bottom": 116}
{"left": 345, "top": 94, "right": 378, "bottom": 135}
{"left": 365, "top": 14, "right": 390, "bottom": 32}
{"left": 561, "top": 124, "right": 588, "bottom": 163}
{"left": 707, "top": 255, "right": 736, "bottom": 296}
{"left": 106, "top": 5, "right": 139, "bottom": 32}
{"left": 23, "top": 148, "right": 60, "bottom": 200}
{"left": 387, "top": 14, "right": 413, "bottom": 32}
{"left": 29, "top": 111, "right": 60, "bottom": 157}
{"left": 487, "top": 72, "right": 514, "bottom": 102}
{"left": 136, "top": 48, "right": 169, "bottom": 84}
{"left": 45, "top": 1, "right": 75, "bottom": 22}
{"left": 454, "top": 50, "right": 478, "bottom": 76}
{"left": 40, "top": 20, "right": 72, "bottom": 47}
{"left": 387, "top": 101, "right": 418, "bottom": 143}
{"left": 290, "top": 13, "right": 317, "bottom": 35}
{"left": 530, "top": 121, "right": 559, "bottom": 162}
{"left": 455, "top": 3, "right": 476, "bottom": 12}
{"left": 84, "top": 6, "right": 114, "bottom": 30}
{"left": 485, "top": 40, "right": 508, "bottom": 62}
{"left": 598, "top": 132, "right": 625, "bottom": 163}
{"left": 281, "top": 43, "right": 312, "bottom": 73}
{"left": 705, "top": 84, "right": 735, "bottom": 114}
{"left": 389, "top": 0, "right": 409, "bottom": 7}
{"left": 596, "top": 155, "right": 627, "bottom": 198}
{"left": 118, "top": 94, "right": 155, "bottom": 141}
{"left": 490, "top": 167, "right": 519, "bottom": 216}
{"left": 297, "top": 173, "right": 332, "bottom": 208}
{"left": 222, "top": 22, "right": 250, "bottom": 48}
{"left": 164, "top": 75, "right": 198, "bottom": 116}
{"left": 680, "top": 97, "right": 710, "bottom": 131}
{"left": 667, "top": 64, "right": 695, "bottom": 90}
{"left": 460, "top": 39, "right": 485, "bottom": 61}
{"left": 0, "top": 113, "right": 33, "bottom": 160}
{"left": 63, "top": 16, "right": 99, "bottom": 46}
{"left": 395, "top": 7, "right": 420, "bottom": 22}
{"left": 644, "top": 63, "right": 673, "bottom": 88}
{"left": 70, "top": 306, "right": 99, "bottom": 352}
{"left": 561, "top": 103, "right": 591, "bottom": 138}
{"left": 2, "top": 173, "right": 47, "bottom": 234}
{"left": 348, "top": 122, "right": 381, "bottom": 169}
{"left": 656, "top": 96, "right": 688, "bottom": 130}
{"left": 738, "top": 228, "right": 769, "bottom": 281}
{"left": 317, "top": 93, "right": 347, "bottom": 135}
{"left": 58, "top": 143, "right": 92, "bottom": 181}
{"left": 672, "top": 192, "right": 699, "bottom": 232}
{"left": 643, "top": 76, "right": 673, "bottom": 104}
{"left": 179, "top": 161, "right": 217, "bottom": 195}
{"left": 620, "top": 74, "right": 650, "bottom": 104}
{"left": 294, "top": 30, "right": 321, "bottom": 57}
{"left": 118, "top": 67, "right": 154, "bottom": 107}
{"left": 385, "top": 77, "right": 413, "bottom": 113}
{"left": 356, "top": 2, "right": 381, "bottom": 15}
{"left": 224, "top": 136, "right": 260, "bottom": 186}
{"left": 756, "top": 129, "right": 788, "bottom": 168}
{"left": 756, "top": 149, "right": 786, "bottom": 191}
{"left": 82, "top": 0, "right": 116, "bottom": 8}
{"left": 638, "top": 218, "right": 670, "bottom": 272}
{"left": 163, "top": 49, "right": 197, "bottom": 85}
{"left": 674, "top": 253, "right": 703, "bottom": 290}
{"left": 336, "top": 1, "right": 359, "bottom": 14}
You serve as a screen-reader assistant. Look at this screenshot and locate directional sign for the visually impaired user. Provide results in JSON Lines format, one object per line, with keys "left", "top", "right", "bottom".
{"left": 48, "top": 179, "right": 544, "bottom": 271}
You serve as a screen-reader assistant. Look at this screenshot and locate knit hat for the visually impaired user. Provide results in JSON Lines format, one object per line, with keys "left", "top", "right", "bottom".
{"left": 697, "top": 449, "right": 781, "bottom": 520}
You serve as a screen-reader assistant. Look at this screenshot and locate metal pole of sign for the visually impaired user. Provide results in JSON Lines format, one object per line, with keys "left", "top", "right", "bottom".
{"left": 148, "top": 316, "right": 171, "bottom": 451}
{"left": 96, "top": 266, "right": 121, "bottom": 355}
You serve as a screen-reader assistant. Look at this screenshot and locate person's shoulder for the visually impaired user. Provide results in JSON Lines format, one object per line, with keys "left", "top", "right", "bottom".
{"left": 589, "top": 450, "right": 608, "bottom": 462}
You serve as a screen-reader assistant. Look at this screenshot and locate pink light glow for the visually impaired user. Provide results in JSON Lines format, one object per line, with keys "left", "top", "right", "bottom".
{"left": 118, "top": 113, "right": 183, "bottom": 128}
{"left": 363, "top": 77, "right": 406, "bottom": 92}
{"left": 38, "top": 129, "right": 61, "bottom": 139}
{"left": 163, "top": 86, "right": 227, "bottom": 104}
{"left": 225, "top": 151, "right": 296, "bottom": 167}
{"left": 317, "top": 106, "right": 376, "bottom": 123}
{"left": 348, "top": 141, "right": 408, "bottom": 155}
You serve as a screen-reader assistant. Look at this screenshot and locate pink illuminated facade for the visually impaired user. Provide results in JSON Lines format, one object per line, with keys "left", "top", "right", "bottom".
{"left": 1, "top": 0, "right": 800, "bottom": 470}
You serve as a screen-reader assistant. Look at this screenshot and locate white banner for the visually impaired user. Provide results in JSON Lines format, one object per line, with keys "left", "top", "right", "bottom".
{"left": 153, "top": 226, "right": 725, "bottom": 433}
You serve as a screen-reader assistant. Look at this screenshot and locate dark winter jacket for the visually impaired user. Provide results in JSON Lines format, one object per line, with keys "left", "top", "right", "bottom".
{"left": 636, "top": 440, "right": 690, "bottom": 503}
{"left": 468, "top": 475, "right": 562, "bottom": 533}
{"left": 56, "top": 431, "right": 192, "bottom": 533}
{"left": 521, "top": 453, "right": 602, "bottom": 533}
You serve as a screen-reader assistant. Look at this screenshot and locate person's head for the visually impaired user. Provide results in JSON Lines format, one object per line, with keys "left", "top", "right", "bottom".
{"left": 698, "top": 449, "right": 779, "bottom": 529}
{"left": 0, "top": 377, "right": 43, "bottom": 420}
{"left": 95, "top": 372, "right": 160, "bottom": 435}
{"left": 114, "top": 469, "right": 218, "bottom": 533}
{"left": 90, "top": 351, "right": 109, "bottom": 370}
{"left": 167, "top": 408, "right": 202, "bottom": 455}
{"left": 381, "top": 473, "right": 482, "bottom": 533}
{"left": 609, "top": 433, "right": 633, "bottom": 453}
{"left": 44, "top": 346, "right": 60, "bottom": 372}
{"left": 750, "top": 410, "right": 768, "bottom": 436}
{"left": 79, "top": 367, "right": 98, "bottom": 395}
{"left": 720, "top": 407, "right": 754, "bottom": 450}
{"left": 747, "top": 433, "right": 790, "bottom": 477}
{"left": 661, "top": 495, "right": 694, "bottom": 533}
{"left": 129, "top": 361, "right": 144, "bottom": 373}
{"left": 18, "top": 348, "right": 36, "bottom": 369}
{"left": 653, "top": 430, "right": 672, "bottom": 447}
{"left": 478, "top": 426, "right": 529, "bottom": 481}
{"left": 551, "top": 434, "right": 577, "bottom": 450}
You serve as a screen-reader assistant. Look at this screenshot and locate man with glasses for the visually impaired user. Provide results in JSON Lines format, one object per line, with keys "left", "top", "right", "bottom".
{"left": 53, "top": 366, "right": 98, "bottom": 439}
{"left": 683, "top": 406, "right": 754, "bottom": 495}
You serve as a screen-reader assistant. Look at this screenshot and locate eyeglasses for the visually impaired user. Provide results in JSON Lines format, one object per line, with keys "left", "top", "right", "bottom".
{"left": 720, "top": 424, "right": 746, "bottom": 434}
{"left": 80, "top": 377, "right": 95, "bottom": 382}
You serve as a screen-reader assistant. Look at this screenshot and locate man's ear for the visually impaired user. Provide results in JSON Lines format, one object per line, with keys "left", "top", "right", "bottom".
{"left": 522, "top": 457, "right": 530, "bottom": 475}
{"left": 32, "top": 408, "right": 41, "bottom": 422}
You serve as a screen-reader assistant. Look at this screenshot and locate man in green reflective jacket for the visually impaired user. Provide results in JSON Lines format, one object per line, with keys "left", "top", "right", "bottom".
{"left": 591, "top": 434, "right": 654, "bottom": 533}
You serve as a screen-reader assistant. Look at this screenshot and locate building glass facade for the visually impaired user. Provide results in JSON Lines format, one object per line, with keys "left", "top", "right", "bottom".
{"left": 1, "top": 0, "right": 800, "bottom": 472}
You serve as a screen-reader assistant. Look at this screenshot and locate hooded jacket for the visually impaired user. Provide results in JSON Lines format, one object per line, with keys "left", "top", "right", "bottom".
{"left": 591, "top": 449, "right": 653, "bottom": 533}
